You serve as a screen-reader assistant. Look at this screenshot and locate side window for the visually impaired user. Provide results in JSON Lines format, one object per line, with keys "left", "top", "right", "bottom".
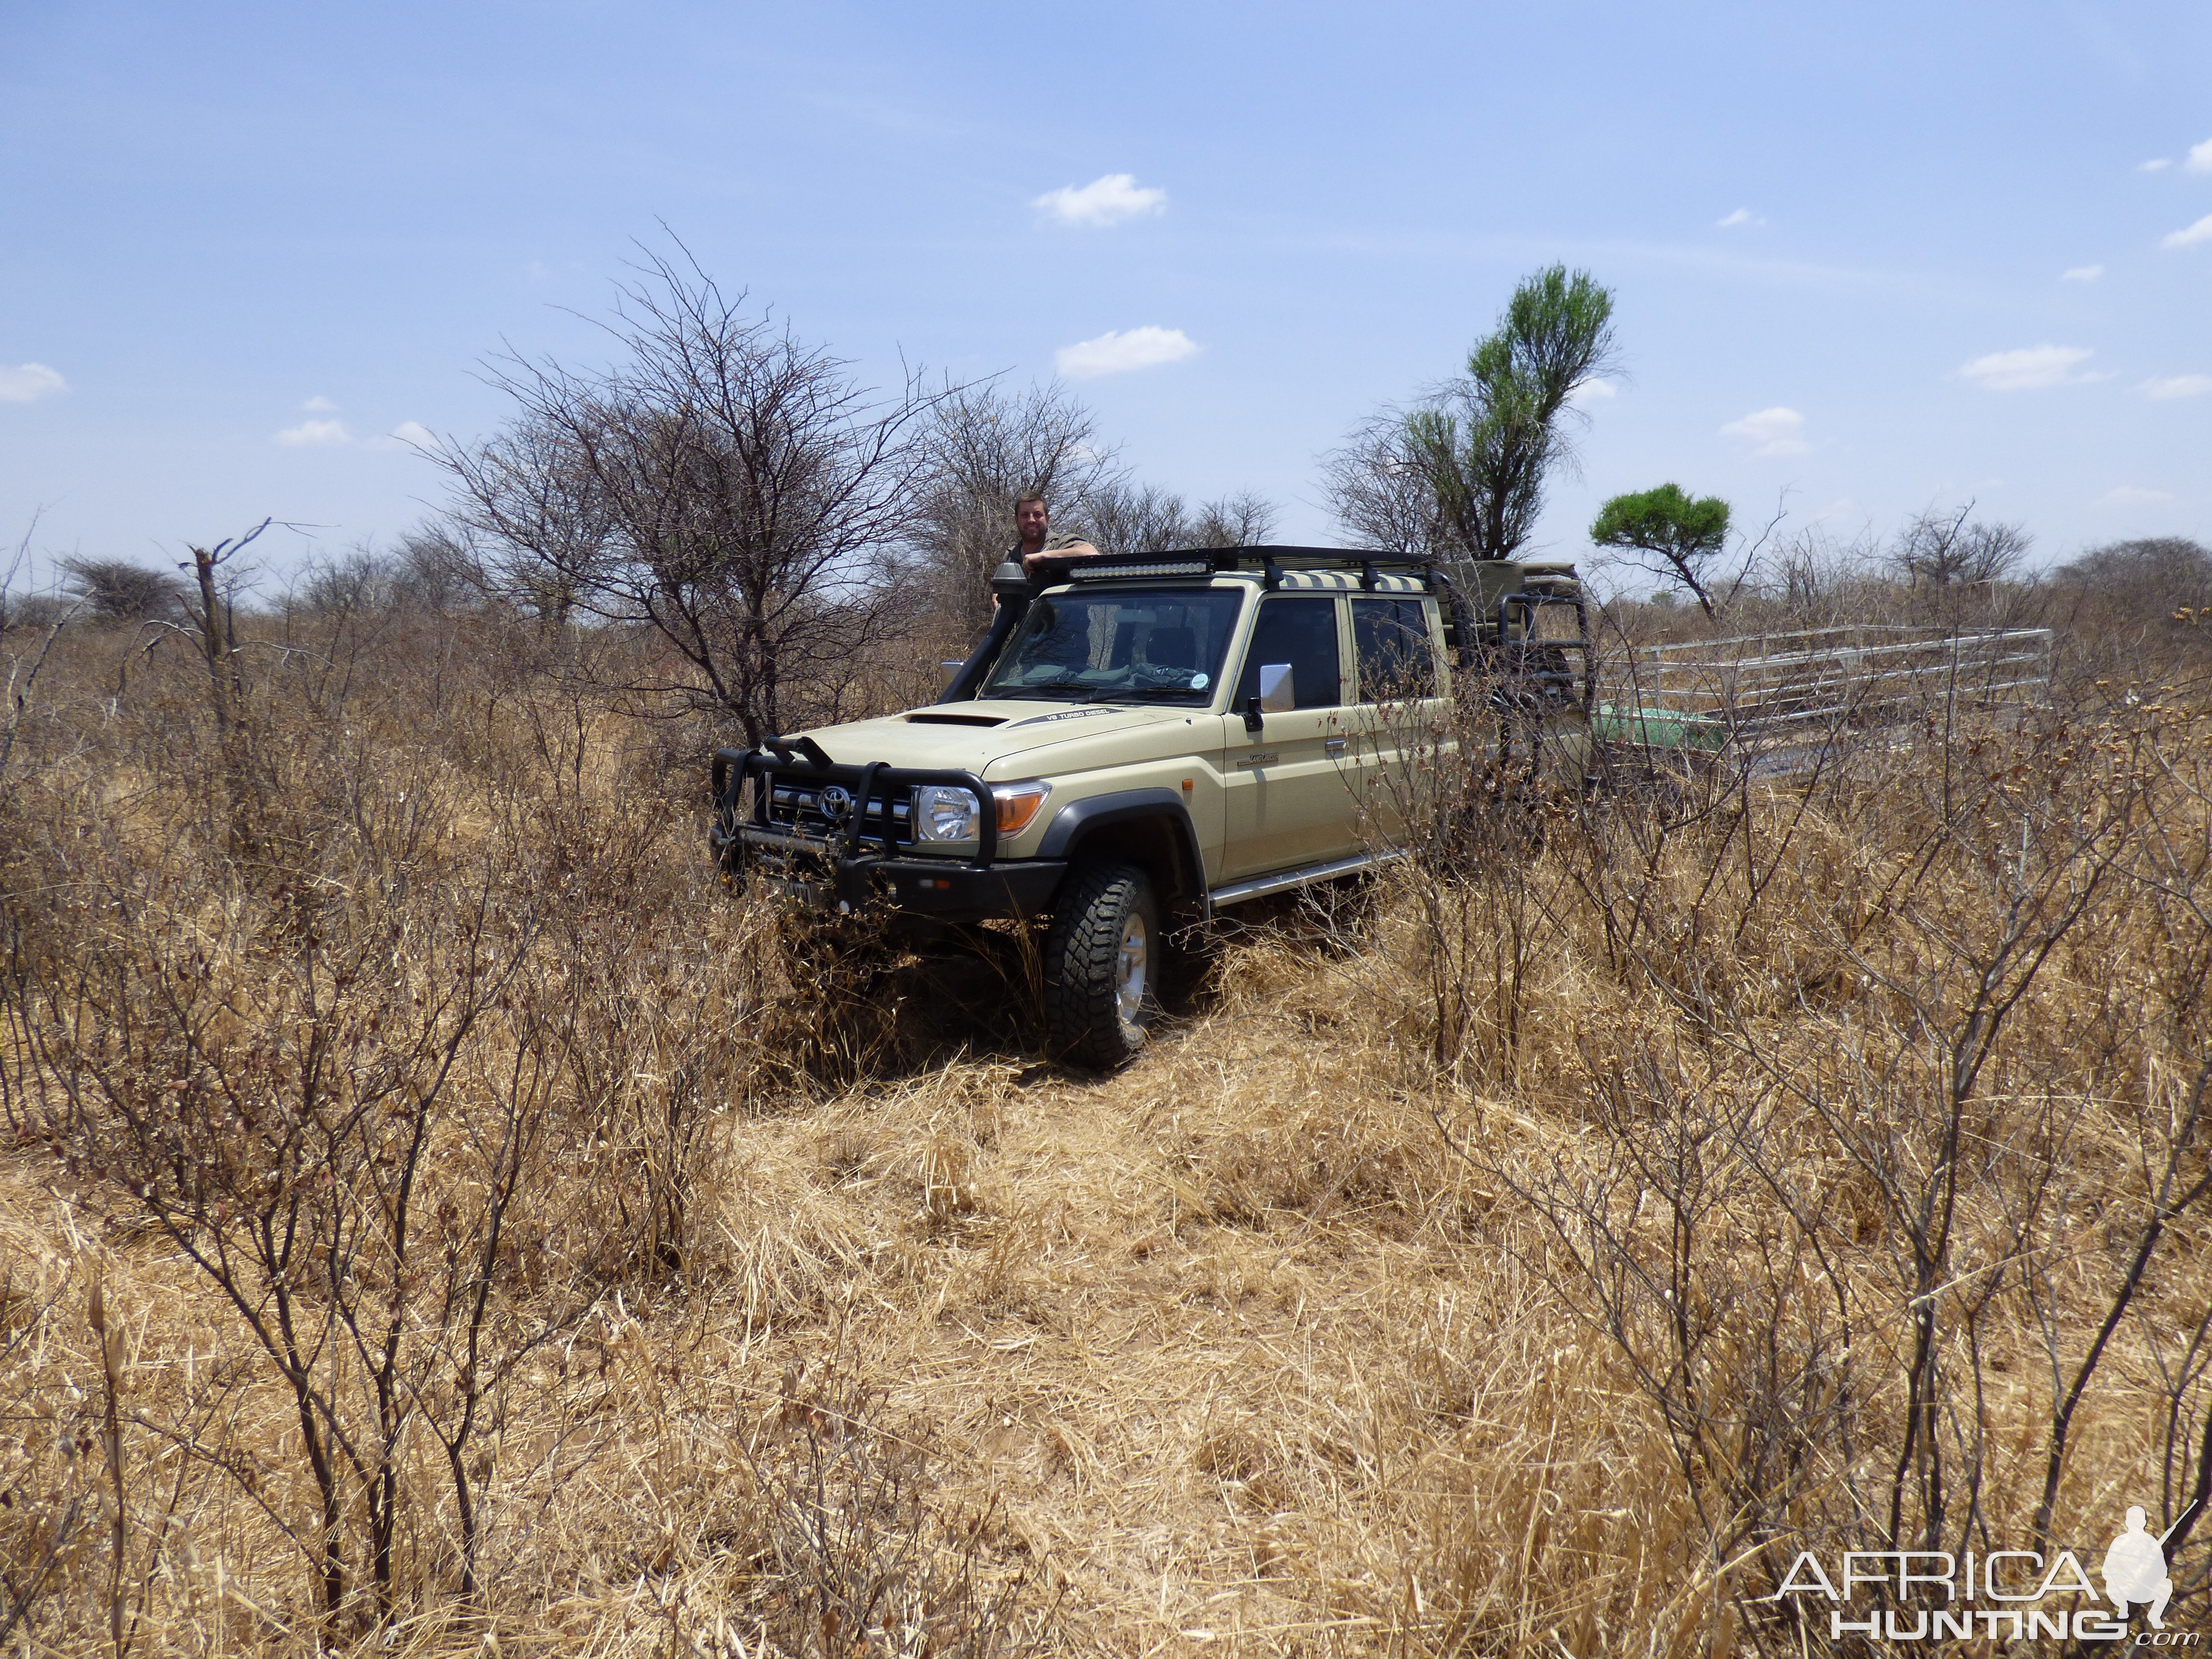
{"left": 1234, "top": 596, "right": 1342, "bottom": 710}
{"left": 1352, "top": 597, "right": 1437, "bottom": 701}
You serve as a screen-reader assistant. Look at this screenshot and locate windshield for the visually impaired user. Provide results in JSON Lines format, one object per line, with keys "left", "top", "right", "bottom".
{"left": 982, "top": 588, "right": 1245, "bottom": 704}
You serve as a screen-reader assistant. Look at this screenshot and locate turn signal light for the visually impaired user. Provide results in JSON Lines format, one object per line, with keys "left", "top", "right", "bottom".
{"left": 992, "top": 781, "right": 1051, "bottom": 836}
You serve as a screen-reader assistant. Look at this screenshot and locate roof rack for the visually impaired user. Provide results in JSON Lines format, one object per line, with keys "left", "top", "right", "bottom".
{"left": 1031, "top": 544, "right": 1441, "bottom": 591}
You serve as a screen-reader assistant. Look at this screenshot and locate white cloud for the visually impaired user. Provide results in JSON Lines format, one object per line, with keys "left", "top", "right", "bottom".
{"left": 2141, "top": 374, "right": 2212, "bottom": 400}
{"left": 301, "top": 394, "right": 339, "bottom": 412}
{"left": 1054, "top": 325, "right": 1199, "bottom": 379}
{"left": 0, "top": 362, "right": 68, "bottom": 403}
{"left": 1958, "top": 344, "right": 2096, "bottom": 391}
{"left": 2162, "top": 214, "right": 2212, "bottom": 249}
{"left": 1715, "top": 208, "right": 1763, "bottom": 228}
{"left": 1566, "top": 378, "right": 1617, "bottom": 412}
{"left": 1032, "top": 173, "right": 1167, "bottom": 228}
{"left": 2189, "top": 137, "right": 2212, "bottom": 174}
{"left": 2061, "top": 264, "right": 2104, "bottom": 282}
{"left": 2102, "top": 485, "right": 2176, "bottom": 506}
{"left": 2141, "top": 156, "right": 2173, "bottom": 172}
{"left": 1719, "top": 406, "right": 1809, "bottom": 456}
{"left": 275, "top": 418, "right": 351, "bottom": 446}
{"left": 364, "top": 420, "right": 438, "bottom": 452}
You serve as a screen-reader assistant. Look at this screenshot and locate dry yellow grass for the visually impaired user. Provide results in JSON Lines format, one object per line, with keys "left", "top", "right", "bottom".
{"left": 4, "top": 604, "right": 2211, "bottom": 1656}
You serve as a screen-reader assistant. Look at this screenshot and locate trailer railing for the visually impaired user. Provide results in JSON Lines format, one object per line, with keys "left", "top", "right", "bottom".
{"left": 1598, "top": 625, "right": 2054, "bottom": 769}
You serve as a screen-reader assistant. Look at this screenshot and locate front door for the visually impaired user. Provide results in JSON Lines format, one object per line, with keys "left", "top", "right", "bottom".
{"left": 1217, "top": 594, "right": 1358, "bottom": 879}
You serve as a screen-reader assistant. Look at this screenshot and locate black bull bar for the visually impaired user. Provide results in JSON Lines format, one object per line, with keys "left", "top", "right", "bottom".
{"left": 709, "top": 745, "right": 1000, "bottom": 909}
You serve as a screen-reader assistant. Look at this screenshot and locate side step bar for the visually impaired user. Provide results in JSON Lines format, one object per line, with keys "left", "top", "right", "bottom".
{"left": 1207, "top": 848, "right": 1403, "bottom": 910}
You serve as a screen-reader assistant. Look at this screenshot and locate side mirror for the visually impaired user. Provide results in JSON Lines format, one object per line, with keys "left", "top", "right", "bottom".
{"left": 1242, "top": 695, "right": 1263, "bottom": 733}
{"left": 1258, "top": 662, "right": 1295, "bottom": 713}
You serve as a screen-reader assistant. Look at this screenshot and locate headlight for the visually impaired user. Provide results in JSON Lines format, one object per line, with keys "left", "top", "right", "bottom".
{"left": 992, "top": 781, "right": 1051, "bottom": 837}
{"left": 913, "top": 784, "right": 981, "bottom": 843}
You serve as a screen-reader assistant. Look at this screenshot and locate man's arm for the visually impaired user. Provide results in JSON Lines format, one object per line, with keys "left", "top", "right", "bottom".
{"left": 1021, "top": 540, "right": 1102, "bottom": 577}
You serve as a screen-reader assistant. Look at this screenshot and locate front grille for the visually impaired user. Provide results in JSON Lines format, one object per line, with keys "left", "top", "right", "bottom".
{"left": 763, "top": 775, "right": 911, "bottom": 852}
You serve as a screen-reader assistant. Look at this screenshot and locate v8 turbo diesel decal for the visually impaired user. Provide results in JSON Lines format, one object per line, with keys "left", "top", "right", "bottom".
{"left": 1005, "top": 707, "right": 1123, "bottom": 728}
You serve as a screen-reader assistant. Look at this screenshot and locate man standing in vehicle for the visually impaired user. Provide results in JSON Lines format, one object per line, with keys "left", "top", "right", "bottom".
{"left": 1015, "top": 493, "right": 1100, "bottom": 576}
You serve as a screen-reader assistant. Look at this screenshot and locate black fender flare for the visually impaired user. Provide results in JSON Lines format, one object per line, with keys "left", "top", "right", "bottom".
{"left": 1035, "top": 788, "right": 1207, "bottom": 907}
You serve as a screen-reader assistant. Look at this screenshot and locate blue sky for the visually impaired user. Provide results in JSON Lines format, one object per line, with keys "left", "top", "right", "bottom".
{"left": 3, "top": 0, "right": 2208, "bottom": 588}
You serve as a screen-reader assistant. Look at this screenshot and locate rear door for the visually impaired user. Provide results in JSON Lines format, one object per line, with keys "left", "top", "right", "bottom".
{"left": 1217, "top": 593, "right": 1357, "bottom": 879}
{"left": 1348, "top": 595, "right": 1448, "bottom": 845}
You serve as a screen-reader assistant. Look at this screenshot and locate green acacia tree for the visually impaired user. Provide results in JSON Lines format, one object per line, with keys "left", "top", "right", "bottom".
{"left": 1397, "top": 265, "right": 1620, "bottom": 562}
{"left": 1591, "top": 483, "right": 1732, "bottom": 617}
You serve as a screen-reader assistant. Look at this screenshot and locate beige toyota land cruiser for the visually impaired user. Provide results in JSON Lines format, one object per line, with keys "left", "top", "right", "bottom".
{"left": 710, "top": 547, "right": 1589, "bottom": 1068}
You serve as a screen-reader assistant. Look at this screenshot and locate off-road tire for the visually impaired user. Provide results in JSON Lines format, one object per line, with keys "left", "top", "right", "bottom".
{"left": 1044, "top": 861, "right": 1160, "bottom": 1070}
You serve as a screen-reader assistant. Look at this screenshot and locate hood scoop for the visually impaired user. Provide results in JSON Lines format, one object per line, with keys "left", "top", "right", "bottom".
{"left": 903, "top": 712, "right": 1007, "bottom": 727}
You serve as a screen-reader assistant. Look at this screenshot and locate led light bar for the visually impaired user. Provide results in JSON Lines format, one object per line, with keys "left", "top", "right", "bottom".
{"left": 1067, "top": 559, "right": 1212, "bottom": 579}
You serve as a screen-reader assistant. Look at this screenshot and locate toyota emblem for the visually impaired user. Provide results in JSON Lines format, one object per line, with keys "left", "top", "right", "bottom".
{"left": 819, "top": 784, "right": 852, "bottom": 819}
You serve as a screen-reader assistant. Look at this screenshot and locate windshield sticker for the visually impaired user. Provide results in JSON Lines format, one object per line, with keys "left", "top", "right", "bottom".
{"left": 1191, "top": 673, "right": 1209, "bottom": 689}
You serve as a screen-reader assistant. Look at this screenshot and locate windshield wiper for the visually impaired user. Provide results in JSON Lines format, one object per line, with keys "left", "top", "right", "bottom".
{"left": 1069, "top": 683, "right": 1215, "bottom": 704}
{"left": 987, "top": 678, "right": 1203, "bottom": 704}
{"left": 987, "top": 678, "right": 1093, "bottom": 699}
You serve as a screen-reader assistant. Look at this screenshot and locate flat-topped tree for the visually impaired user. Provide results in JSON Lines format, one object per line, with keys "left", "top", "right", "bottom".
{"left": 56, "top": 556, "right": 186, "bottom": 624}
{"left": 1591, "top": 483, "right": 1732, "bottom": 616}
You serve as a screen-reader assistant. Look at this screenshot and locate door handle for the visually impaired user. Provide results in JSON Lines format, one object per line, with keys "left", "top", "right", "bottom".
{"left": 1324, "top": 737, "right": 1347, "bottom": 755}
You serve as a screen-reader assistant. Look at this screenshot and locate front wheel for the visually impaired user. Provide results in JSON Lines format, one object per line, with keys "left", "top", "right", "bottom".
{"left": 1043, "top": 862, "right": 1160, "bottom": 1070}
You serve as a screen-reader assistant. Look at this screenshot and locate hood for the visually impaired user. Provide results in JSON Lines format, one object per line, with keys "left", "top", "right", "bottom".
{"left": 791, "top": 699, "right": 1200, "bottom": 778}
